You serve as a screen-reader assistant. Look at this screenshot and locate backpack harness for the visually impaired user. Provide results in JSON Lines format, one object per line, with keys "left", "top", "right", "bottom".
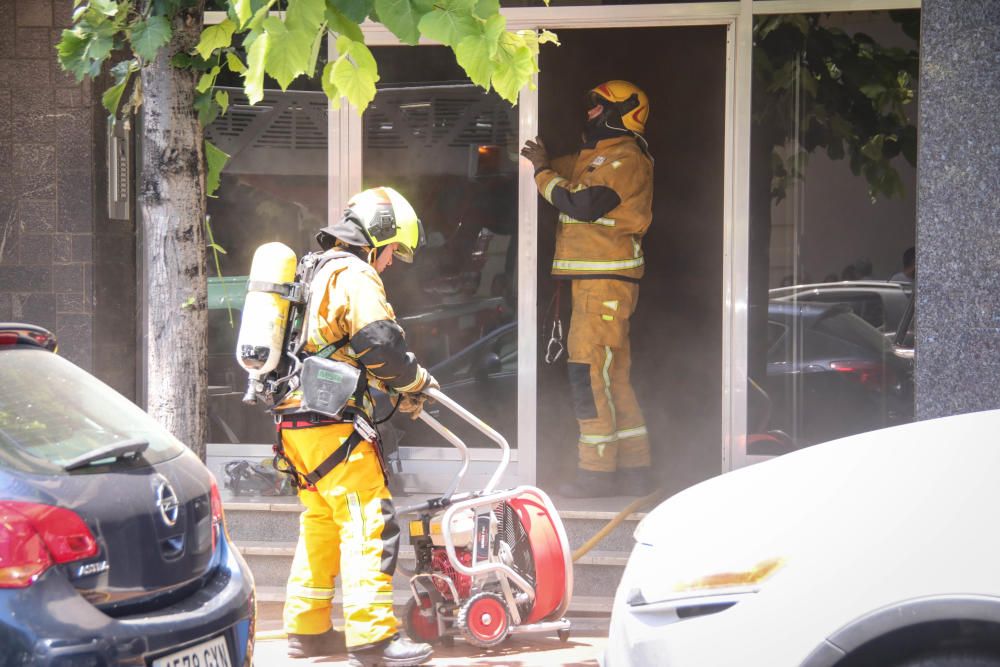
{"left": 252, "top": 250, "right": 389, "bottom": 491}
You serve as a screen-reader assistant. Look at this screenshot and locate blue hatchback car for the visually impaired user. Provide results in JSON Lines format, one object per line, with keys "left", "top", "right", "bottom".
{"left": 0, "top": 324, "right": 256, "bottom": 666}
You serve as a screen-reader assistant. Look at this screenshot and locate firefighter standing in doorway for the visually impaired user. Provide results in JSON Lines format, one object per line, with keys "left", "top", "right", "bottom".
{"left": 521, "top": 81, "right": 655, "bottom": 498}
{"left": 276, "top": 187, "right": 435, "bottom": 666}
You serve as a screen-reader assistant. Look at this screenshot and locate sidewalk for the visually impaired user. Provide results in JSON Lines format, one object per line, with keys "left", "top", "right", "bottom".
{"left": 253, "top": 603, "right": 607, "bottom": 666}
{"left": 253, "top": 634, "right": 606, "bottom": 666}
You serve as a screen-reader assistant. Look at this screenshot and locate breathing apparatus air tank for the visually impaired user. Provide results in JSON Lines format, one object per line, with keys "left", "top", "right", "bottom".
{"left": 236, "top": 242, "right": 298, "bottom": 399}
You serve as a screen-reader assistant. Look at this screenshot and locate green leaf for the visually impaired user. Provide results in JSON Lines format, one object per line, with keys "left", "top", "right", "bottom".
{"left": 374, "top": 0, "right": 431, "bottom": 45}
{"left": 89, "top": 0, "right": 119, "bottom": 17}
{"left": 226, "top": 51, "right": 247, "bottom": 73}
{"left": 197, "top": 65, "right": 221, "bottom": 93}
{"left": 181, "top": 296, "right": 196, "bottom": 310}
{"left": 456, "top": 35, "right": 494, "bottom": 89}
{"left": 332, "top": 36, "right": 379, "bottom": 111}
{"left": 491, "top": 32, "right": 535, "bottom": 104}
{"left": 326, "top": 6, "right": 365, "bottom": 42}
{"left": 473, "top": 0, "right": 498, "bottom": 19}
{"left": 306, "top": 24, "right": 326, "bottom": 79}
{"left": 417, "top": 0, "right": 479, "bottom": 47}
{"left": 153, "top": 0, "right": 184, "bottom": 15}
{"left": 860, "top": 134, "right": 885, "bottom": 161}
{"left": 244, "top": 28, "right": 269, "bottom": 104}
{"left": 288, "top": 0, "right": 327, "bottom": 32}
{"left": 205, "top": 141, "right": 231, "bottom": 198}
{"left": 320, "top": 61, "right": 342, "bottom": 109}
{"left": 248, "top": 0, "right": 278, "bottom": 32}
{"left": 131, "top": 15, "right": 172, "bottom": 62}
{"left": 455, "top": 14, "right": 504, "bottom": 89}
{"left": 57, "top": 30, "right": 90, "bottom": 80}
{"left": 537, "top": 29, "right": 559, "bottom": 46}
{"left": 110, "top": 57, "right": 137, "bottom": 83}
{"left": 195, "top": 89, "right": 221, "bottom": 126}
{"left": 215, "top": 90, "right": 230, "bottom": 116}
{"left": 261, "top": 17, "right": 315, "bottom": 90}
{"left": 101, "top": 71, "right": 132, "bottom": 116}
{"left": 208, "top": 242, "right": 228, "bottom": 254}
{"left": 859, "top": 83, "right": 886, "bottom": 100}
{"left": 83, "top": 32, "right": 115, "bottom": 66}
{"left": 329, "top": 0, "right": 374, "bottom": 26}
{"left": 171, "top": 52, "right": 194, "bottom": 68}
{"left": 195, "top": 19, "right": 236, "bottom": 60}
{"left": 234, "top": 0, "right": 254, "bottom": 27}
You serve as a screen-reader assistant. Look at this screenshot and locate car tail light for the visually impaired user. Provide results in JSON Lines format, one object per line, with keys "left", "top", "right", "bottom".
{"left": 0, "top": 327, "right": 57, "bottom": 350}
{"left": 209, "top": 474, "right": 226, "bottom": 553}
{"left": 0, "top": 502, "right": 98, "bottom": 588}
{"left": 830, "top": 360, "right": 894, "bottom": 390}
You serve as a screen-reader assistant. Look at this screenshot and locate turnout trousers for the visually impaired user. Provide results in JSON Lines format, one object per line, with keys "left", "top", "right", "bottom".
{"left": 566, "top": 279, "right": 650, "bottom": 473}
{"left": 280, "top": 421, "right": 400, "bottom": 650}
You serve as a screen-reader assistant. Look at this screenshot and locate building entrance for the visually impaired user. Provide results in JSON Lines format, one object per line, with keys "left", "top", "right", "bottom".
{"left": 534, "top": 26, "right": 728, "bottom": 497}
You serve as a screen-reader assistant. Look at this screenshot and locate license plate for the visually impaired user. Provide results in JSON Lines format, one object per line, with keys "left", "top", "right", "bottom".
{"left": 152, "top": 635, "right": 232, "bottom": 667}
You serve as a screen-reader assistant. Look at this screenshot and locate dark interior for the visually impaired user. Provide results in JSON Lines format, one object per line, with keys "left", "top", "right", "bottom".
{"left": 536, "top": 27, "right": 727, "bottom": 493}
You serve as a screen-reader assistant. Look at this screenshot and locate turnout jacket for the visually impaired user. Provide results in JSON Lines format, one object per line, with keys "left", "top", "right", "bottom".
{"left": 534, "top": 135, "right": 653, "bottom": 281}
{"left": 275, "top": 251, "right": 429, "bottom": 415}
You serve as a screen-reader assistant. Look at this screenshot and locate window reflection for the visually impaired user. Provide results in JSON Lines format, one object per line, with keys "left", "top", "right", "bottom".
{"left": 204, "top": 72, "right": 329, "bottom": 447}
{"left": 747, "top": 11, "right": 919, "bottom": 452}
{"left": 364, "top": 47, "right": 520, "bottom": 449}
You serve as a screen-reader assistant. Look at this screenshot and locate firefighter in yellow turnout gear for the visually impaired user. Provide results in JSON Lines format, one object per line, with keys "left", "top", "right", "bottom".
{"left": 277, "top": 188, "right": 435, "bottom": 666}
{"left": 522, "top": 81, "right": 655, "bottom": 498}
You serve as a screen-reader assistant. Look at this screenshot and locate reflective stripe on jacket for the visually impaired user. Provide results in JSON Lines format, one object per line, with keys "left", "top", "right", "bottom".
{"left": 534, "top": 135, "right": 653, "bottom": 280}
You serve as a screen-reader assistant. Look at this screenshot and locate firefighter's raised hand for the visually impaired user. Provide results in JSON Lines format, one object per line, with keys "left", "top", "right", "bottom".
{"left": 521, "top": 137, "right": 550, "bottom": 171}
{"left": 398, "top": 374, "right": 440, "bottom": 420}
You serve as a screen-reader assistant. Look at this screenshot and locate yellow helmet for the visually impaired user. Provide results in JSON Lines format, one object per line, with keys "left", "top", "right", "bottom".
{"left": 588, "top": 80, "right": 649, "bottom": 135}
{"left": 319, "top": 186, "right": 425, "bottom": 262}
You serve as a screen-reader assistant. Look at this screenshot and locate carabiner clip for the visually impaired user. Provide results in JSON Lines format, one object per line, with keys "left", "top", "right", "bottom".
{"left": 545, "top": 318, "right": 564, "bottom": 364}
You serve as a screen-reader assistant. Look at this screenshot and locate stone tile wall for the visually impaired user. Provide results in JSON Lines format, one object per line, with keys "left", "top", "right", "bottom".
{"left": 915, "top": 0, "right": 1000, "bottom": 418}
{"left": 0, "top": 0, "right": 136, "bottom": 398}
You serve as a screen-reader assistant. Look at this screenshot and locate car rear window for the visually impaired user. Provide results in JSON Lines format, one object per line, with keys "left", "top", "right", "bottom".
{"left": 0, "top": 349, "right": 187, "bottom": 474}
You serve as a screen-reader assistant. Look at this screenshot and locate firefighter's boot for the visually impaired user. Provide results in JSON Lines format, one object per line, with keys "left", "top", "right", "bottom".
{"left": 617, "top": 466, "right": 657, "bottom": 497}
{"left": 348, "top": 634, "right": 433, "bottom": 667}
{"left": 558, "top": 468, "right": 618, "bottom": 498}
{"left": 287, "top": 629, "right": 347, "bottom": 658}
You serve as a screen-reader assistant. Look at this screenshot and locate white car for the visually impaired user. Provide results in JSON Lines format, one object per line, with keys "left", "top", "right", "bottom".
{"left": 606, "top": 411, "right": 1000, "bottom": 667}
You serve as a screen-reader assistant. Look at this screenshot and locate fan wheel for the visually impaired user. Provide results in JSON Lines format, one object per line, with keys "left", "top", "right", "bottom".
{"left": 403, "top": 593, "right": 440, "bottom": 643}
{"left": 457, "top": 592, "right": 510, "bottom": 648}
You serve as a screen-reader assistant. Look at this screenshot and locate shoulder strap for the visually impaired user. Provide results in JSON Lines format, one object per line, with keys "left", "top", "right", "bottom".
{"left": 314, "top": 335, "right": 350, "bottom": 359}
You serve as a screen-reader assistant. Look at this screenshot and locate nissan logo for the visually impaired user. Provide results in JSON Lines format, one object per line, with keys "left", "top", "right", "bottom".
{"left": 156, "top": 479, "right": 180, "bottom": 527}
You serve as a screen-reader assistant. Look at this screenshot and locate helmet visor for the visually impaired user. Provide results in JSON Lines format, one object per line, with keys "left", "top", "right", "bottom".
{"left": 391, "top": 218, "right": 425, "bottom": 263}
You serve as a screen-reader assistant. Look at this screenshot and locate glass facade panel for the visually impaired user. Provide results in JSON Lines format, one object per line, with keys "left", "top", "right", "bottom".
{"left": 746, "top": 11, "right": 919, "bottom": 454}
{"left": 203, "top": 68, "right": 328, "bottom": 453}
{"left": 363, "top": 47, "right": 520, "bottom": 452}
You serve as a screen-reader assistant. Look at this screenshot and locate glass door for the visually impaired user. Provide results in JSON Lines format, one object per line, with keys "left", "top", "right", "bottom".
{"left": 354, "top": 46, "right": 523, "bottom": 494}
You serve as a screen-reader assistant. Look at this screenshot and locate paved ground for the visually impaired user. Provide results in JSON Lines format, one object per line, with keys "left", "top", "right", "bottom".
{"left": 254, "top": 603, "right": 607, "bottom": 666}
{"left": 253, "top": 634, "right": 605, "bottom": 666}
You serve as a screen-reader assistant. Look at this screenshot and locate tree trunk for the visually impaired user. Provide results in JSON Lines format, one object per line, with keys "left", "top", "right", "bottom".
{"left": 139, "top": 4, "right": 208, "bottom": 460}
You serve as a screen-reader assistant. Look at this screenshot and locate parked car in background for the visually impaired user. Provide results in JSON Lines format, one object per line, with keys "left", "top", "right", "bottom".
{"left": 0, "top": 324, "right": 256, "bottom": 666}
{"left": 762, "top": 300, "right": 913, "bottom": 447}
{"left": 607, "top": 410, "right": 1000, "bottom": 667}
{"left": 769, "top": 280, "right": 913, "bottom": 336}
